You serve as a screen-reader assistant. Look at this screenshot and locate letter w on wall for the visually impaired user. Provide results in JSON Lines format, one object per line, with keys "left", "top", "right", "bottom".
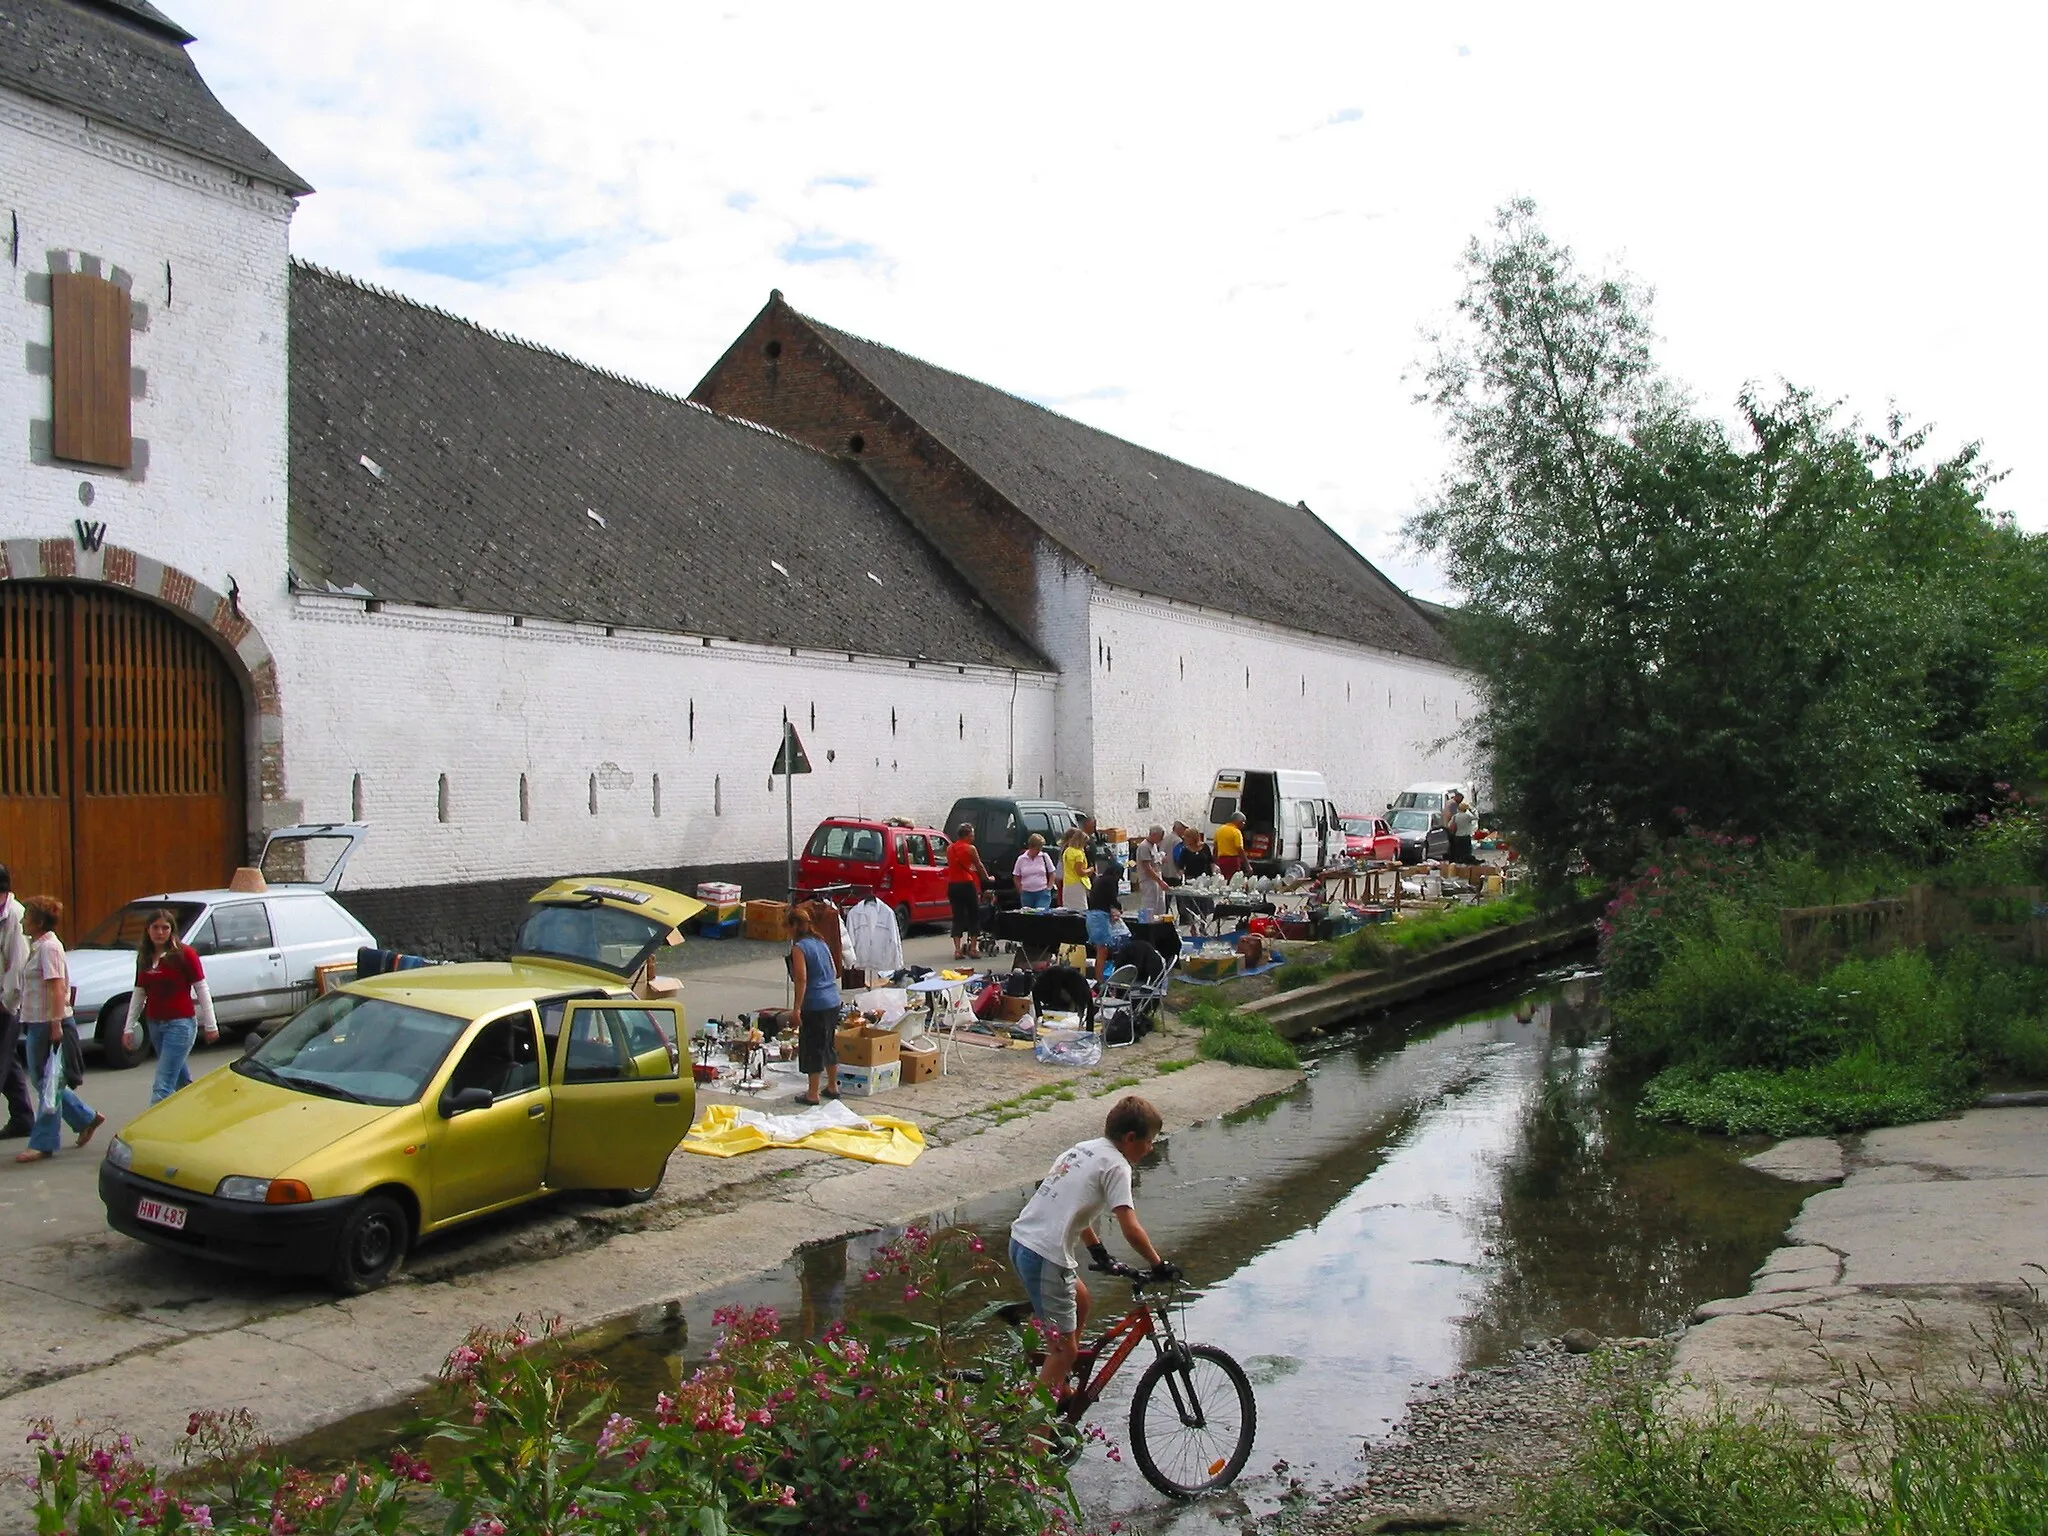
{"left": 52, "top": 274, "right": 132, "bottom": 470}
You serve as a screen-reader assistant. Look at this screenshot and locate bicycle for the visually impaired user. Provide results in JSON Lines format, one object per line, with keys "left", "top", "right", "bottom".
{"left": 997, "top": 1258, "right": 1257, "bottom": 1499}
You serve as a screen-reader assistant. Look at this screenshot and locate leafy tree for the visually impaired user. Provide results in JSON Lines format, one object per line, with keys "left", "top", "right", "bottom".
{"left": 1410, "top": 200, "right": 2023, "bottom": 880}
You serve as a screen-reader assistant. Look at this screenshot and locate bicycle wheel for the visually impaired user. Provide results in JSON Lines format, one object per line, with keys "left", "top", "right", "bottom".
{"left": 1128, "top": 1343, "right": 1256, "bottom": 1497}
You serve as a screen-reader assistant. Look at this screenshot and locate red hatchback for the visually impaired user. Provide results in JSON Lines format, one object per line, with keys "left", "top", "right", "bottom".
{"left": 1338, "top": 812, "right": 1401, "bottom": 863}
{"left": 798, "top": 817, "right": 954, "bottom": 936}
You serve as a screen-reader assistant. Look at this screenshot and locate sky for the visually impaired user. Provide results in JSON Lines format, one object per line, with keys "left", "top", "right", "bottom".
{"left": 179, "top": 1, "right": 2046, "bottom": 598}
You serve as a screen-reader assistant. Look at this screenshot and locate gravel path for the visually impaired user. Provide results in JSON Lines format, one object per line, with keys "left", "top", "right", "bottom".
{"left": 1261, "top": 1335, "right": 1670, "bottom": 1535}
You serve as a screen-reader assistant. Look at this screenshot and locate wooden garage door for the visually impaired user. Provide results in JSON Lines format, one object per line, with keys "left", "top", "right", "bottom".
{"left": 0, "top": 584, "right": 244, "bottom": 936}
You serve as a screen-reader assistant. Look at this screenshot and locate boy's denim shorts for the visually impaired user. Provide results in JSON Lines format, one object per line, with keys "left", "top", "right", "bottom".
{"left": 1009, "top": 1237, "right": 1077, "bottom": 1335}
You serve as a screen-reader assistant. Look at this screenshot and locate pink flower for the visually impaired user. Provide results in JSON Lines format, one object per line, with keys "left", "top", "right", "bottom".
{"left": 779, "top": 1486, "right": 798, "bottom": 1507}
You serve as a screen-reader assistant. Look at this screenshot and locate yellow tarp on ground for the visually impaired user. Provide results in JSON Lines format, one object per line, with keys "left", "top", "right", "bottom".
{"left": 681, "top": 1101, "right": 927, "bottom": 1167}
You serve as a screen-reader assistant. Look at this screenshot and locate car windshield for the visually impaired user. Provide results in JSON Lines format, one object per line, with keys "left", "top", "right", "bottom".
{"left": 82, "top": 901, "right": 207, "bottom": 950}
{"left": 236, "top": 991, "right": 469, "bottom": 1106}
{"left": 1388, "top": 809, "right": 1433, "bottom": 832}
{"left": 515, "top": 900, "right": 672, "bottom": 977}
{"left": 1339, "top": 818, "right": 1375, "bottom": 836}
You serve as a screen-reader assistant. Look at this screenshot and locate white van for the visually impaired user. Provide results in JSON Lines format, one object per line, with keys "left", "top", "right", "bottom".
{"left": 1205, "top": 768, "right": 1340, "bottom": 873}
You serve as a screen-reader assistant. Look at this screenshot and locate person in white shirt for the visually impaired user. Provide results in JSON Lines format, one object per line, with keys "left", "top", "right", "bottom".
{"left": 1131, "top": 826, "right": 1171, "bottom": 916}
{"left": 1008, "top": 1096, "right": 1168, "bottom": 1395}
{"left": 0, "top": 865, "right": 33, "bottom": 1136}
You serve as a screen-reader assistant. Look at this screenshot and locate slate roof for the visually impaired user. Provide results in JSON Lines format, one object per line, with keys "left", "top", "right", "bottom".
{"left": 287, "top": 264, "right": 1047, "bottom": 672}
{"left": 803, "top": 314, "right": 1453, "bottom": 663}
{"left": 0, "top": 0, "right": 311, "bottom": 194}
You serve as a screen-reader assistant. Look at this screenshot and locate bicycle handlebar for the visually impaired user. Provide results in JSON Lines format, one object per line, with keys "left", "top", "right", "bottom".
{"left": 1088, "top": 1259, "right": 1184, "bottom": 1284}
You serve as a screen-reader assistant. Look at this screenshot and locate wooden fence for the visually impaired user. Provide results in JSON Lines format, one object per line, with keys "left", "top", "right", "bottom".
{"left": 1780, "top": 885, "right": 2048, "bottom": 973}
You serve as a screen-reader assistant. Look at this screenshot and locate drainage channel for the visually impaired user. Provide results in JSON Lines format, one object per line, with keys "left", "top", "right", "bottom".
{"left": 292, "top": 969, "right": 1816, "bottom": 1532}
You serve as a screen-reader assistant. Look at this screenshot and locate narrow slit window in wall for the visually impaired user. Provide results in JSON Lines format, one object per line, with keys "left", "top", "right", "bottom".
{"left": 519, "top": 774, "right": 529, "bottom": 822}
{"left": 714, "top": 775, "right": 723, "bottom": 816}
{"left": 588, "top": 773, "right": 597, "bottom": 814}
{"left": 437, "top": 773, "right": 449, "bottom": 823}
{"left": 51, "top": 272, "right": 132, "bottom": 469}
{"left": 653, "top": 773, "right": 662, "bottom": 817}
{"left": 688, "top": 700, "right": 694, "bottom": 741}
{"left": 350, "top": 773, "right": 363, "bottom": 820}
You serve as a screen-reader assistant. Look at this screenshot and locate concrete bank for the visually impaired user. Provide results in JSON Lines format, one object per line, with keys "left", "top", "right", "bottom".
{"left": 0, "top": 1011, "right": 1297, "bottom": 1519}
{"left": 1246, "top": 900, "right": 1600, "bottom": 1042}
{"left": 1675, "top": 1106, "right": 2048, "bottom": 1419}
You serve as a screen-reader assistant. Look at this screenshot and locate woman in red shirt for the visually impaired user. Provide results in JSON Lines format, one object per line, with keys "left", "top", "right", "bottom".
{"left": 124, "top": 909, "right": 218, "bottom": 1104}
{"left": 945, "top": 824, "right": 992, "bottom": 961}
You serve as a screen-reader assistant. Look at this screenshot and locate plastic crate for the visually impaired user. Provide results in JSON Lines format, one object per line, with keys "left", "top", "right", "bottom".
{"left": 699, "top": 916, "right": 742, "bottom": 940}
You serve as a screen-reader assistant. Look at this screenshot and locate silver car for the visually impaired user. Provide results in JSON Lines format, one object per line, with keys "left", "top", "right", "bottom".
{"left": 67, "top": 825, "right": 376, "bottom": 1068}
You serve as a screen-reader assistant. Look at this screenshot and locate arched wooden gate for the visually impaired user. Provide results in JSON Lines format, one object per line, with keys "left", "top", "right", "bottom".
{"left": 1, "top": 583, "right": 244, "bottom": 935}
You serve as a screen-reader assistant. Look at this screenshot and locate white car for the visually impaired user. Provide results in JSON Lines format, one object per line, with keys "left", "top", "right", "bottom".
{"left": 69, "top": 825, "right": 376, "bottom": 1069}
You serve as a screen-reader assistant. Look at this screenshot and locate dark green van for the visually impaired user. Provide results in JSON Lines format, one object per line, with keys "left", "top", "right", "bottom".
{"left": 942, "top": 797, "right": 1081, "bottom": 900}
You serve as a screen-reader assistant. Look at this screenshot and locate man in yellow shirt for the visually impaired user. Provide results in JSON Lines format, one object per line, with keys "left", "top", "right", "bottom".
{"left": 1214, "top": 812, "right": 1247, "bottom": 880}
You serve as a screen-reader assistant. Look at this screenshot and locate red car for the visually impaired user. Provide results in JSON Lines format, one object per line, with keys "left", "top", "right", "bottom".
{"left": 797, "top": 817, "right": 955, "bottom": 936}
{"left": 1338, "top": 812, "right": 1400, "bottom": 863}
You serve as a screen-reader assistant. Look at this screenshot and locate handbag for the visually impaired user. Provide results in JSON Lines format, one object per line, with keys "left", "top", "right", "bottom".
{"left": 36, "top": 1034, "right": 62, "bottom": 1110}
{"left": 60, "top": 1017, "right": 85, "bottom": 1089}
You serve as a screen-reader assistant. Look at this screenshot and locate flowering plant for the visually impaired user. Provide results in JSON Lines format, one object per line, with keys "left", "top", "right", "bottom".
{"left": 25, "top": 1228, "right": 1081, "bottom": 1536}
{"left": 1598, "top": 818, "right": 1762, "bottom": 995}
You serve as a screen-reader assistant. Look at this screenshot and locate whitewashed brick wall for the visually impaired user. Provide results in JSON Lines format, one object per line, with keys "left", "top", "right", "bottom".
{"left": 1082, "top": 585, "right": 1483, "bottom": 826}
{"left": 0, "top": 88, "right": 296, "bottom": 651}
{"left": 281, "top": 595, "right": 1060, "bottom": 891}
{"left": 1031, "top": 549, "right": 1099, "bottom": 810}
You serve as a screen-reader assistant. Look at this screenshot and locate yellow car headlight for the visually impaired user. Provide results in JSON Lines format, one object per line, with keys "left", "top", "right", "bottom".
{"left": 105, "top": 1136, "right": 134, "bottom": 1171}
{"left": 216, "top": 1176, "right": 313, "bottom": 1204}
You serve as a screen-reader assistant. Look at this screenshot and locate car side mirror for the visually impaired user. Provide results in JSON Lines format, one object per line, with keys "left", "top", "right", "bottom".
{"left": 440, "top": 1085, "right": 495, "bottom": 1118}
{"left": 240, "top": 1032, "right": 263, "bottom": 1058}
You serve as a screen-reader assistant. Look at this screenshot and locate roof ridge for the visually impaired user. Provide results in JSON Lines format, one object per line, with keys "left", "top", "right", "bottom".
{"left": 290, "top": 260, "right": 843, "bottom": 463}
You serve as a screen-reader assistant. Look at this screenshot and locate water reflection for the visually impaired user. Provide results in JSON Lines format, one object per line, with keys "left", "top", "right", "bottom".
{"left": 289, "top": 972, "right": 1815, "bottom": 1534}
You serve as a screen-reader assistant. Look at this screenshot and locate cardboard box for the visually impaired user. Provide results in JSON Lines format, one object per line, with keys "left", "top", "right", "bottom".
{"left": 697, "top": 881, "right": 742, "bottom": 904}
{"left": 744, "top": 899, "right": 790, "bottom": 942}
{"left": 836, "top": 1060, "right": 900, "bottom": 1096}
{"left": 701, "top": 900, "right": 741, "bottom": 923}
{"left": 836, "top": 1024, "right": 901, "bottom": 1068}
{"left": 900, "top": 1045, "right": 940, "bottom": 1083}
{"left": 993, "top": 995, "right": 1033, "bottom": 1023}
{"left": 1182, "top": 950, "right": 1242, "bottom": 982}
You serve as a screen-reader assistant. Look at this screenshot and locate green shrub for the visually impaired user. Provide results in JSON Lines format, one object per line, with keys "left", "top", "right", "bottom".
{"left": 1183, "top": 998, "right": 1301, "bottom": 1070}
{"left": 1639, "top": 1048, "right": 1973, "bottom": 1137}
{"left": 1611, "top": 916, "right": 1835, "bottom": 1073}
{"left": 1330, "top": 892, "right": 1537, "bottom": 970}
{"left": 1270, "top": 959, "right": 1332, "bottom": 991}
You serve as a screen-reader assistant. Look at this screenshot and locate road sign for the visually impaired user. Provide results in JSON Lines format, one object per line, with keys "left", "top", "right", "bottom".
{"left": 771, "top": 723, "right": 812, "bottom": 776}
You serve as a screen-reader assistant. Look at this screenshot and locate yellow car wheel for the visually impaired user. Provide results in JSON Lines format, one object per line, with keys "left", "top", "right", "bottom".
{"left": 328, "top": 1193, "right": 409, "bottom": 1294}
{"left": 606, "top": 1167, "right": 665, "bottom": 1207}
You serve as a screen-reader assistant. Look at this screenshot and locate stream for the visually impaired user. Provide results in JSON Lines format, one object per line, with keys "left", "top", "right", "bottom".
{"left": 304, "top": 966, "right": 1814, "bottom": 1531}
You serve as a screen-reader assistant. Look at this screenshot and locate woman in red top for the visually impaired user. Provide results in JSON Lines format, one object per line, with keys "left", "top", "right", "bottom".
{"left": 945, "top": 824, "right": 992, "bottom": 960}
{"left": 124, "top": 909, "right": 218, "bottom": 1104}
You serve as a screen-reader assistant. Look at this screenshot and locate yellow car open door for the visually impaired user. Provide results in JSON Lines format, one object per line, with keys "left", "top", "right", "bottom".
{"left": 547, "top": 1000, "right": 692, "bottom": 1194}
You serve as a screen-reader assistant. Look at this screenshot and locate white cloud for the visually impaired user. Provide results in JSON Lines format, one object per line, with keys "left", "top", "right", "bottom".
{"left": 184, "top": 0, "right": 2047, "bottom": 600}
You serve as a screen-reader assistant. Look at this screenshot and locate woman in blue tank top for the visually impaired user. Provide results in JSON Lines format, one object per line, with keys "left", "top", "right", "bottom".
{"left": 789, "top": 906, "right": 842, "bottom": 1105}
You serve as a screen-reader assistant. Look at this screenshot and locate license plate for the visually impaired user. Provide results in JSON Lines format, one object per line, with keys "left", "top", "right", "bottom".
{"left": 135, "top": 1198, "right": 187, "bottom": 1231}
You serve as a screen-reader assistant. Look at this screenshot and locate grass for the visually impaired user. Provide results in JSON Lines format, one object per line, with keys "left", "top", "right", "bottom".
{"left": 1182, "top": 998, "right": 1301, "bottom": 1070}
{"left": 1153, "top": 1058, "right": 1196, "bottom": 1074}
{"left": 1271, "top": 892, "right": 1541, "bottom": 992}
{"left": 1526, "top": 1310, "right": 2048, "bottom": 1536}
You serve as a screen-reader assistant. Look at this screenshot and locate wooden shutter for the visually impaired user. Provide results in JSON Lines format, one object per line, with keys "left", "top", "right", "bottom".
{"left": 51, "top": 272, "right": 133, "bottom": 470}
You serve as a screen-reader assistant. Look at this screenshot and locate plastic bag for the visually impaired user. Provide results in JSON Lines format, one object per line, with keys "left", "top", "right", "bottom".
{"left": 1034, "top": 1029, "right": 1102, "bottom": 1067}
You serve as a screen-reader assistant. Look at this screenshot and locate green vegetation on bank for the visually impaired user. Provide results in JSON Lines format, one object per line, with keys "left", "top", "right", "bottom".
{"left": 1602, "top": 825, "right": 2048, "bottom": 1135}
{"left": 1183, "top": 998, "right": 1301, "bottom": 1070}
{"left": 1527, "top": 1320, "right": 2048, "bottom": 1536}
{"left": 1274, "top": 892, "right": 1541, "bottom": 991}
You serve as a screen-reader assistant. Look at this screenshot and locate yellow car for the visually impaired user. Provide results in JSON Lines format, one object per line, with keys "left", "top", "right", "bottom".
{"left": 98, "top": 879, "right": 703, "bottom": 1292}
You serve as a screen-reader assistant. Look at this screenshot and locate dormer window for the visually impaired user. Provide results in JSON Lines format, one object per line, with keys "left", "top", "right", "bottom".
{"left": 52, "top": 273, "right": 132, "bottom": 470}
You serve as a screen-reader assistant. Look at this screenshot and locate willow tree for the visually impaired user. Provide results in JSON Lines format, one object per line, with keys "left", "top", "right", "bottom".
{"left": 1410, "top": 201, "right": 2009, "bottom": 880}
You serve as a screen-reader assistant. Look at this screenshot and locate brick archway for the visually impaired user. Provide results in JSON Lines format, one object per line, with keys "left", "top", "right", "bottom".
{"left": 0, "top": 535, "right": 291, "bottom": 866}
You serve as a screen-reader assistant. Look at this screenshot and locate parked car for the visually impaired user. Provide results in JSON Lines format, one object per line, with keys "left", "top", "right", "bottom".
{"left": 797, "top": 817, "right": 954, "bottom": 936}
{"left": 1337, "top": 812, "right": 1401, "bottom": 863}
{"left": 1391, "top": 781, "right": 1478, "bottom": 818}
{"left": 942, "top": 797, "right": 1080, "bottom": 900}
{"left": 1387, "top": 808, "right": 1450, "bottom": 865}
{"left": 99, "top": 877, "right": 703, "bottom": 1293}
{"left": 1206, "top": 768, "right": 1341, "bottom": 873}
{"left": 69, "top": 824, "right": 376, "bottom": 1069}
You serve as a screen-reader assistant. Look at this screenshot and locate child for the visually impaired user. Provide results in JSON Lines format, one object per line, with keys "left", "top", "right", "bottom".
{"left": 1009, "top": 1096, "right": 1169, "bottom": 1394}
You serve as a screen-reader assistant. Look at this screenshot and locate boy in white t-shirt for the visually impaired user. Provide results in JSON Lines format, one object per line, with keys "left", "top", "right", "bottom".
{"left": 1008, "top": 1096, "right": 1168, "bottom": 1394}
